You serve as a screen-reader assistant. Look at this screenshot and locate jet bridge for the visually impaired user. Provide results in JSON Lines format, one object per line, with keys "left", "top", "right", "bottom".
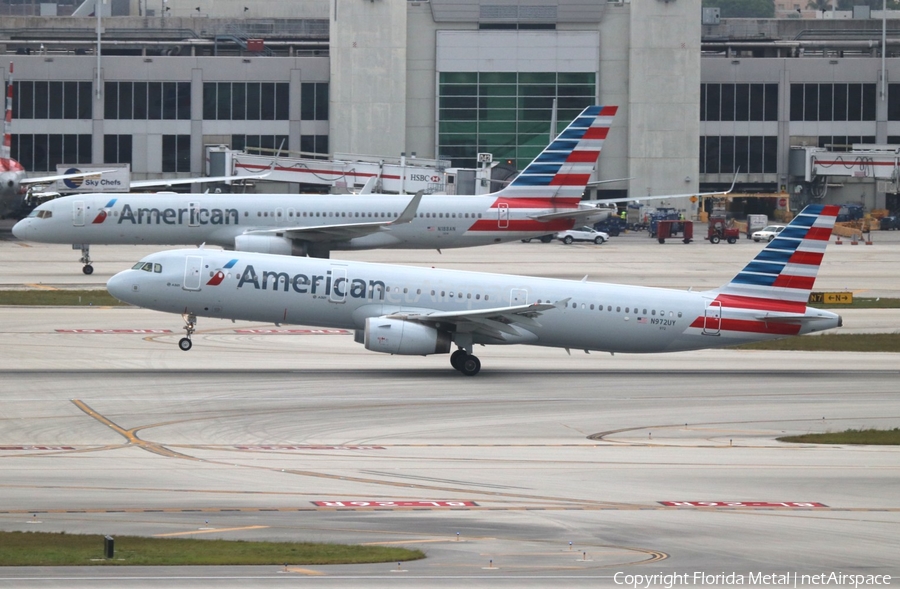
{"left": 792, "top": 145, "right": 900, "bottom": 183}
{"left": 206, "top": 146, "right": 501, "bottom": 195}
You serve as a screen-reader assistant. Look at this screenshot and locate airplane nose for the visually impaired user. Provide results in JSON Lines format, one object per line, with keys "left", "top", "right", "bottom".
{"left": 11, "top": 219, "right": 29, "bottom": 240}
{"left": 106, "top": 271, "right": 136, "bottom": 304}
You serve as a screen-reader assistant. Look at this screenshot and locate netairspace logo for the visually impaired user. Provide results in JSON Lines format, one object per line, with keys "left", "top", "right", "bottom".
{"left": 613, "top": 572, "right": 891, "bottom": 589}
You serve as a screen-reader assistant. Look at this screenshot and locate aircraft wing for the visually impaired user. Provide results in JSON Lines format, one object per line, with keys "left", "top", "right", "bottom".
{"left": 130, "top": 171, "right": 271, "bottom": 189}
{"left": 390, "top": 298, "right": 569, "bottom": 340}
{"left": 21, "top": 170, "right": 116, "bottom": 186}
{"left": 595, "top": 172, "right": 739, "bottom": 205}
{"left": 528, "top": 205, "right": 616, "bottom": 223}
{"left": 243, "top": 190, "right": 423, "bottom": 243}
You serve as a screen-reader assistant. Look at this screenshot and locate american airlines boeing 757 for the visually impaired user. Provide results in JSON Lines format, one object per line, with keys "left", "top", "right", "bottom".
{"left": 14, "top": 105, "right": 618, "bottom": 273}
{"left": 107, "top": 204, "right": 842, "bottom": 376}
{"left": 14, "top": 105, "right": 731, "bottom": 273}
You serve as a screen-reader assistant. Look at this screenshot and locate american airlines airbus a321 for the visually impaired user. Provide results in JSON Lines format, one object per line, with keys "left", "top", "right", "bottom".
{"left": 107, "top": 204, "right": 842, "bottom": 376}
{"left": 14, "top": 105, "right": 728, "bottom": 274}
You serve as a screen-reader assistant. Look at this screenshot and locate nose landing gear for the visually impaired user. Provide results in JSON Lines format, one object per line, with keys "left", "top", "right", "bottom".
{"left": 179, "top": 313, "right": 196, "bottom": 351}
{"left": 79, "top": 244, "right": 93, "bottom": 275}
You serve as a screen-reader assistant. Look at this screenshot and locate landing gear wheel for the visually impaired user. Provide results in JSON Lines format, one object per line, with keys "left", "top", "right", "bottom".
{"left": 180, "top": 313, "right": 197, "bottom": 351}
{"left": 459, "top": 355, "right": 481, "bottom": 376}
{"left": 450, "top": 349, "right": 467, "bottom": 370}
{"left": 78, "top": 244, "right": 93, "bottom": 274}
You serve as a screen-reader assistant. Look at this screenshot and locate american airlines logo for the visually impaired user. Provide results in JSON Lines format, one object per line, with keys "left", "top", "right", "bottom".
{"left": 91, "top": 198, "right": 118, "bottom": 224}
{"left": 206, "top": 259, "right": 239, "bottom": 286}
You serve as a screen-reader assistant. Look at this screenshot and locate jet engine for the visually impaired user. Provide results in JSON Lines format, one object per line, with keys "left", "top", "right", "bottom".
{"left": 356, "top": 317, "right": 451, "bottom": 356}
{"left": 234, "top": 234, "right": 304, "bottom": 256}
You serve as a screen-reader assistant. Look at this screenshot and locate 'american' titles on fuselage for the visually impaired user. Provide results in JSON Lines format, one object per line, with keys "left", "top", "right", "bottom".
{"left": 117, "top": 203, "right": 239, "bottom": 226}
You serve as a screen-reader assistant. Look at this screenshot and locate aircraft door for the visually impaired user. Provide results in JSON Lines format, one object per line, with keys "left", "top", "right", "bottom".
{"left": 510, "top": 288, "right": 528, "bottom": 305}
{"left": 183, "top": 255, "right": 203, "bottom": 291}
{"left": 73, "top": 200, "right": 85, "bottom": 226}
{"left": 498, "top": 203, "right": 509, "bottom": 229}
{"left": 188, "top": 202, "right": 200, "bottom": 227}
{"left": 703, "top": 300, "right": 722, "bottom": 335}
{"left": 329, "top": 265, "right": 347, "bottom": 303}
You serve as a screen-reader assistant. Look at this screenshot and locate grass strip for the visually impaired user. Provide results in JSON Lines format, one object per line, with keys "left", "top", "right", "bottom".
{"left": 0, "top": 290, "right": 126, "bottom": 306}
{"left": 737, "top": 333, "right": 900, "bottom": 353}
{"left": 0, "top": 531, "right": 424, "bottom": 566}
{"left": 778, "top": 428, "right": 900, "bottom": 445}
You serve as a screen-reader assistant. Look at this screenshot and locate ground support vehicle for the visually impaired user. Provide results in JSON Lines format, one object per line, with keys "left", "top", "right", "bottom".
{"left": 707, "top": 216, "right": 740, "bottom": 244}
{"left": 656, "top": 220, "right": 693, "bottom": 244}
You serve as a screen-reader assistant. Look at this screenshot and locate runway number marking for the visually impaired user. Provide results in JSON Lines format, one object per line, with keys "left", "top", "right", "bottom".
{"left": 660, "top": 501, "right": 827, "bottom": 508}
{"left": 234, "top": 329, "right": 350, "bottom": 334}
{"left": 0, "top": 446, "right": 75, "bottom": 451}
{"left": 56, "top": 329, "right": 174, "bottom": 334}
{"left": 236, "top": 445, "right": 385, "bottom": 450}
{"left": 313, "top": 501, "right": 478, "bottom": 508}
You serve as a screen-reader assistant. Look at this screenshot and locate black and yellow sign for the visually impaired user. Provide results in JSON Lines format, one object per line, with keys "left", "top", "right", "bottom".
{"left": 809, "top": 292, "right": 853, "bottom": 304}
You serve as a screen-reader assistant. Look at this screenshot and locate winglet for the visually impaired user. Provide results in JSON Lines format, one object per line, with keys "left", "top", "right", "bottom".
{"left": 390, "top": 190, "right": 424, "bottom": 226}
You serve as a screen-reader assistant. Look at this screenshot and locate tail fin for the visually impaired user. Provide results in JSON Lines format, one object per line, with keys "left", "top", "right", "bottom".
{"left": 2, "top": 62, "right": 12, "bottom": 160}
{"left": 713, "top": 204, "right": 840, "bottom": 313}
{"left": 495, "top": 105, "right": 617, "bottom": 203}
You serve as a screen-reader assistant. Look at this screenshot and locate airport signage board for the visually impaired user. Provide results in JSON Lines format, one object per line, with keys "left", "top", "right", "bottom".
{"left": 56, "top": 163, "right": 131, "bottom": 192}
{"left": 808, "top": 292, "right": 853, "bottom": 304}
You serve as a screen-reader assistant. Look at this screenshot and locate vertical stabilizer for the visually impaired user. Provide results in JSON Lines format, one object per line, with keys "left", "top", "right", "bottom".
{"left": 2, "top": 62, "right": 12, "bottom": 160}
{"left": 713, "top": 204, "right": 840, "bottom": 313}
{"left": 494, "top": 105, "right": 617, "bottom": 204}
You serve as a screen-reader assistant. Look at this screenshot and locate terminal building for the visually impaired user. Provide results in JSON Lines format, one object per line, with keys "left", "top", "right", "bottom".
{"left": 2, "top": 0, "right": 900, "bottom": 216}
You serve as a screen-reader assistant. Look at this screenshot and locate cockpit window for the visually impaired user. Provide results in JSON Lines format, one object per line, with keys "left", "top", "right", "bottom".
{"left": 27, "top": 210, "right": 52, "bottom": 219}
{"left": 132, "top": 262, "right": 146, "bottom": 270}
{"left": 131, "top": 262, "right": 157, "bottom": 272}
{"left": 154, "top": 263, "right": 162, "bottom": 273}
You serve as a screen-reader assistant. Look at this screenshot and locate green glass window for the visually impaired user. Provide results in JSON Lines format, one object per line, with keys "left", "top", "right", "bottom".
{"left": 437, "top": 71, "right": 596, "bottom": 169}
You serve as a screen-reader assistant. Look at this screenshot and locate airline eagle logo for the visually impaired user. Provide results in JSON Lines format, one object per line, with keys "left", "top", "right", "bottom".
{"left": 206, "top": 259, "right": 239, "bottom": 286}
{"left": 91, "top": 199, "right": 118, "bottom": 224}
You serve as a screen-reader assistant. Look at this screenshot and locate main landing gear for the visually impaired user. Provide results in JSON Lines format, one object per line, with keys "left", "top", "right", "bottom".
{"left": 179, "top": 313, "right": 196, "bottom": 351}
{"left": 79, "top": 244, "right": 93, "bottom": 275}
{"left": 450, "top": 348, "right": 481, "bottom": 376}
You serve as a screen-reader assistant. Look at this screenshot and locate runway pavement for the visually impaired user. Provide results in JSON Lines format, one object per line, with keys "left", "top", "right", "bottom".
{"left": 1, "top": 224, "right": 899, "bottom": 587}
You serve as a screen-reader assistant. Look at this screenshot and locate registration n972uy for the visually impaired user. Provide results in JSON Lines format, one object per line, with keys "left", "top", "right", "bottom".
{"left": 107, "top": 205, "right": 842, "bottom": 376}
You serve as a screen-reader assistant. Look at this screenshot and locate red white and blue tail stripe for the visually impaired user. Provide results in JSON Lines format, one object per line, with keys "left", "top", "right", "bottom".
{"left": 714, "top": 204, "right": 839, "bottom": 314}
{"left": 495, "top": 105, "right": 616, "bottom": 203}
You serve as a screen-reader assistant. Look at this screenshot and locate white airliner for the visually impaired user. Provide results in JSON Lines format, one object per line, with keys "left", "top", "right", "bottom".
{"left": 14, "top": 105, "right": 621, "bottom": 273}
{"left": 13, "top": 105, "right": 730, "bottom": 274}
{"left": 107, "top": 204, "right": 842, "bottom": 376}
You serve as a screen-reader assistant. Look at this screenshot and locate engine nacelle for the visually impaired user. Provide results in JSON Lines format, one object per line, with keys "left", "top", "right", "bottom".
{"left": 359, "top": 317, "right": 451, "bottom": 356}
{"left": 234, "top": 234, "right": 304, "bottom": 256}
